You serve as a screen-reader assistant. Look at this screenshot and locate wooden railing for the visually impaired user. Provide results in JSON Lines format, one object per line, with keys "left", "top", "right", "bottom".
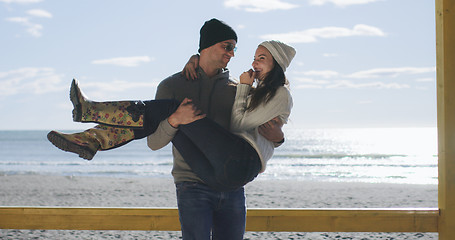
{"left": 0, "top": 207, "right": 438, "bottom": 232}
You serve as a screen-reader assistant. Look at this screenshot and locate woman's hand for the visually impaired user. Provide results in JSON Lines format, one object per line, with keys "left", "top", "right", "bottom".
{"left": 240, "top": 69, "right": 254, "bottom": 85}
{"left": 168, "top": 98, "right": 205, "bottom": 128}
{"left": 181, "top": 54, "right": 200, "bottom": 80}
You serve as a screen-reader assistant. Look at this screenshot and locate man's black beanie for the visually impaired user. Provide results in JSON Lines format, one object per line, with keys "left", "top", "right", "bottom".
{"left": 198, "top": 18, "right": 238, "bottom": 53}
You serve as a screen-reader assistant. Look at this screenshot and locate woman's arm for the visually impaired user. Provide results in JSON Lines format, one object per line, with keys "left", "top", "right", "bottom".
{"left": 181, "top": 54, "right": 199, "bottom": 80}
{"left": 231, "top": 84, "right": 292, "bottom": 133}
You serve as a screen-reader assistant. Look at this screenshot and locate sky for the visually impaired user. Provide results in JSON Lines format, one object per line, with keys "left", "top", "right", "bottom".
{"left": 0, "top": 0, "right": 436, "bottom": 130}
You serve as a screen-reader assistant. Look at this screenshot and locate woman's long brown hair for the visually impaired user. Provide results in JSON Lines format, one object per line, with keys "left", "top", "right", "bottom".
{"left": 247, "top": 59, "right": 286, "bottom": 111}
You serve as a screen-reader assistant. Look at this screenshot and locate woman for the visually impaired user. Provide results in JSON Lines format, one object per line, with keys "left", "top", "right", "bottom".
{"left": 48, "top": 40, "right": 295, "bottom": 191}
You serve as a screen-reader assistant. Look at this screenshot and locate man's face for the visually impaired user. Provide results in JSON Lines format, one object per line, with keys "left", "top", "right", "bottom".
{"left": 206, "top": 39, "right": 237, "bottom": 69}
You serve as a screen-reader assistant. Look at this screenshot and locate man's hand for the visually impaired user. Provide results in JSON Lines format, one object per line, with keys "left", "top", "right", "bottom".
{"left": 181, "top": 54, "right": 200, "bottom": 80}
{"left": 168, "top": 98, "right": 205, "bottom": 128}
{"left": 258, "top": 117, "right": 284, "bottom": 143}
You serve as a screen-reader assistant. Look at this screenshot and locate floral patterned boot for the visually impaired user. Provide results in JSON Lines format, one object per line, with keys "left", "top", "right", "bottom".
{"left": 70, "top": 79, "right": 144, "bottom": 128}
{"left": 47, "top": 125, "right": 135, "bottom": 160}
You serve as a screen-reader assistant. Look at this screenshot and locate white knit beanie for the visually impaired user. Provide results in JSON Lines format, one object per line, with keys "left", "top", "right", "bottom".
{"left": 259, "top": 40, "right": 296, "bottom": 72}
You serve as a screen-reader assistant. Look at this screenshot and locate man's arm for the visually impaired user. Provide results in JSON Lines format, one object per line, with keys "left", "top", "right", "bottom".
{"left": 258, "top": 117, "right": 285, "bottom": 147}
{"left": 147, "top": 81, "right": 178, "bottom": 151}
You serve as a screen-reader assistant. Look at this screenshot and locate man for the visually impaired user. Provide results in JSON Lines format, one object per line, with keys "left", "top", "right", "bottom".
{"left": 147, "top": 18, "right": 284, "bottom": 240}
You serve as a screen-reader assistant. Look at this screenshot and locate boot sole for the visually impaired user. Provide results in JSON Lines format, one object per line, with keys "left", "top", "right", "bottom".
{"left": 70, "top": 79, "right": 82, "bottom": 122}
{"left": 47, "top": 131, "right": 96, "bottom": 160}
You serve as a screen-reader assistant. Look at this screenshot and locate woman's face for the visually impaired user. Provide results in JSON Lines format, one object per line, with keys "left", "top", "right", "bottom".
{"left": 252, "top": 45, "right": 275, "bottom": 80}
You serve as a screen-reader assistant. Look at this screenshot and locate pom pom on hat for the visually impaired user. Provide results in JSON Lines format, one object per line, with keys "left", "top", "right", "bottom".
{"left": 259, "top": 40, "right": 296, "bottom": 72}
{"left": 199, "top": 18, "right": 238, "bottom": 53}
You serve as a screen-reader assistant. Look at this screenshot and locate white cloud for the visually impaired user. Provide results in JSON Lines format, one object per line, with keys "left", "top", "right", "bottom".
{"left": 237, "top": 24, "right": 246, "bottom": 30}
{"left": 82, "top": 80, "right": 158, "bottom": 93}
{"left": 224, "top": 0, "right": 298, "bottom": 12}
{"left": 25, "top": 22, "right": 42, "bottom": 37}
{"left": 91, "top": 56, "right": 154, "bottom": 67}
{"left": 294, "top": 77, "right": 330, "bottom": 89}
{"left": 260, "top": 24, "right": 385, "bottom": 43}
{"left": 70, "top": 80, "right": 159, "bottom": 101}
{"left": 327, "top": 80, "right": 410, "bottom": 89}
{"left": 292, "top": 66, "right": 434, "bottom": 89}
{"left": 323, "top": 53, "right": 338, "bottom": 57}
{"left": 6, "top": 17, "right": 43, "bottom": 37}
{"left": 416, "top": 86, "right": 429, "bottom": 90}
{"left": 348, "top": 67, "right": 436, "bottom": 79}
{"left": 296, "top": 77, "right": 331, "bottom": 84}
{"left": 0, "top": 68, "right": 160, "bottom": 98}
{"left": 0, "top": 68, "right": 65, "bottom": 96}
{"left": 0, "top": 0, "right": 42, "bottom": 3}
{"left": 415, "top": 77, "right": 435, "bottom": 82}
{"left": 309, "top": 0, "right": 381, "bottom": 7}
{"left": 302, "top": 70, "right": 340, "bottom": 78}
{"left": 27, "top": 9, "right": 52, "bottom": 18}
{"left": 296, "top": 84, "right": 324, "bottom": 89}
{"left": 6, "top": 16, "right": 28, "bottom": 23}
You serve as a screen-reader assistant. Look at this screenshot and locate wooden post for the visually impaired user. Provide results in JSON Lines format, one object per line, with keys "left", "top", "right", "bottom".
{"left": 436, "top": 0, "right": 455, "bottom": 238}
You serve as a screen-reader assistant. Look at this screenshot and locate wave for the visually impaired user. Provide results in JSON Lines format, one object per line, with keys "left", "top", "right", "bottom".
{"left": 269, "top": 163, "right": 437, "bottom": 168}
{"left": 0, "top": 170, "right": 172, "bottom": 178}
{"left": 0, "top": 161, "right": 173, "bottom": 167}
{"left": 273, "top": 153, "right": 408, "bottom": 159}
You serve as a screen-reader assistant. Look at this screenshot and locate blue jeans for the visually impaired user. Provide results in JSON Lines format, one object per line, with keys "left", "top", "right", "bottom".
{"left": 176, "top": 182, "right": 246, "bottom": 240}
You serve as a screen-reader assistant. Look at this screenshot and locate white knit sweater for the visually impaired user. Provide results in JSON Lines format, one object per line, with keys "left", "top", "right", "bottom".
{"left": 230, "top": 83, "right": 293, "bottom": 172}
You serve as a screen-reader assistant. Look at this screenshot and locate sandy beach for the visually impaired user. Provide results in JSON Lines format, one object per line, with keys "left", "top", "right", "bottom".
{"left": 0, "top": 175, "right": 438, "bottom": 239}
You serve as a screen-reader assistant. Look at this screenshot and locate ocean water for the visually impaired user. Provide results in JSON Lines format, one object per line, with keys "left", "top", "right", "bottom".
{"left": 0, "top": 127, "right": 438, "bottom": 185}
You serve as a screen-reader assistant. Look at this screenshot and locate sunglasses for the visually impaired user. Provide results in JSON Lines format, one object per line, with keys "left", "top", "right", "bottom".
{"left": 222, "top": 42, "right": 237, "bottom": 53}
